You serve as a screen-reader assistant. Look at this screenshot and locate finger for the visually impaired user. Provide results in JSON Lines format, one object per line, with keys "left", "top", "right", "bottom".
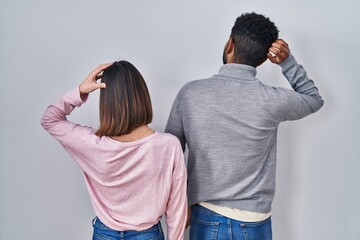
{"left": 95, "top": 74, "right": 103, "bottom": 80}
{"left": 269, "top": 46, "right": 288, "bottom": 58}
{"left": 268, "top": 48, "right": 289, "bottom": 64}
{"left": 96, "top": 62, "right": 113, "bottom": 71}
{"left": 271, "top": 42, "right": 283, "bottom": 50}
{"left": 273, "top": 41, "right": 290, "bottom": 54}
{"left": 267, "top": 51, "right": 276, "bottom": 59}
{"left": 271, "top": 43, "right": 289, "bottom": 54}
{"left": 267, "top": 52, "right": 278, "bottom": 63}
{"left": 93, "top": 63, "right": 112, "bottom": 75}
{"left": 267, "top": 49, "right": 286, "bottom": 63}
{"left": 271, "top": 53, "right": 287, "bottom": 63}
{"left": 268, "top": 47, "right": 281, "bottom": 55}
{"left": 90, "top": 63, "right": 113, "bottom": 77}
{"left": 275, "top": 39, "right": 288, "bottom": 47}
{"left": 90, "top": 82, "right": 106, "bottom": 92}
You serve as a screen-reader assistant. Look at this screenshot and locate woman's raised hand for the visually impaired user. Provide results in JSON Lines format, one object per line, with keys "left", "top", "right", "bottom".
{"left": 79, "top": 63, "right": 113, "bottom": 96}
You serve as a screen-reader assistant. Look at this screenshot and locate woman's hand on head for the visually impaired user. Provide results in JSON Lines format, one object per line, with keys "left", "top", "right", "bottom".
{"left": 79, "top": 63, "right": 113, "bottom": 98}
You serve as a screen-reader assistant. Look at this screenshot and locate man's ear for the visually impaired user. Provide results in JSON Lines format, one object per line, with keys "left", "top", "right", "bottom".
{"left": 226, "top": 37, "right": 235, "bottom": 54}
{"left": 225, "top": 37, "right": 235, "bottom": 63}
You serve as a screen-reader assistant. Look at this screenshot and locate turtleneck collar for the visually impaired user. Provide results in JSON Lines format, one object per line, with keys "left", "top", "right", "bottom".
{"left": 216, "top": 63, "right": 257, "bottom": 81}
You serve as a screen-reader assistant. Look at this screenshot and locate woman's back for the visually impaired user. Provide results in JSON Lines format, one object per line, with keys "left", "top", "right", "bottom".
{"left": 40, "top": 62, "right": 187, "bottom": 240}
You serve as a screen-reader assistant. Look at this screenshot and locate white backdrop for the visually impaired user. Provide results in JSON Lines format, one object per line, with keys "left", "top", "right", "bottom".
{"left": 1, "top": 0, "right": 359, "bottom": 239}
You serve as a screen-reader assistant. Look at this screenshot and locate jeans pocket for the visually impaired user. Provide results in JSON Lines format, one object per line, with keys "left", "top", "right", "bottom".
{"left": 240, "top": 217, "right": 272, "bottom": 240}
{"left": 190, "top": 216, "right": 219, "bottom": 240}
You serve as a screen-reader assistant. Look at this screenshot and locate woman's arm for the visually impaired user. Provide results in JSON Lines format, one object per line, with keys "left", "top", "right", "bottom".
{"left": 40, "top": 63, "right": 111, "bottom": 146}
{"left": 40, "top": 86, "right": 89, "bottom": 144}
{"left": 165, "top": 141, "right": 188, "bottom": 240}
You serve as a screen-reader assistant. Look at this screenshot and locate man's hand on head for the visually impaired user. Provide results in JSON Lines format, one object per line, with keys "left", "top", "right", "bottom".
{"left": 267, "top": 39, "right": 290, "bottom": 64}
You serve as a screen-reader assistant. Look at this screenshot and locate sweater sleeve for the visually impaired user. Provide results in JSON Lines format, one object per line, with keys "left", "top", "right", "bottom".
{"left": 40, "top": 86, "right": 94, "bottom": 151}
{"left": 165, "top": 141, "right": 187, "bottom": 240}
{"left": 165, "top": 89, "right": 187, "bottom": 151}
{"left": 270, "top": 54, "right": 324, "bottom": 122}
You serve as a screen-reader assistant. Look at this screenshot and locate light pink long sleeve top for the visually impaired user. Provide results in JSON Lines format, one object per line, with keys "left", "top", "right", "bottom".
{"left": 41, "top": 87, "right": 187, "bottom": 240}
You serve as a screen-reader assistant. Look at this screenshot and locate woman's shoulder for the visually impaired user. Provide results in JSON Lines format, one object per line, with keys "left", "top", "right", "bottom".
{"left": 155, "top": 132, "right": 180, "bottom": 141}
{"left": 153, "top": 132, "right": 181, "bottom": 146}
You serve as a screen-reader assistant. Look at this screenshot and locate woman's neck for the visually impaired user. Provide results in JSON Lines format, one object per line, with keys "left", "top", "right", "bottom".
{"left": 110, "top": 125, "right": 155, "bottom": 143}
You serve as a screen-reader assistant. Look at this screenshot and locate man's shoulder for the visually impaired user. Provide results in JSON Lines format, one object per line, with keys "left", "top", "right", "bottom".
{"left": 179, "top": 76, "right": 217, "bottom": 94}
{"left": 183, "top": 77, "right": 214, "bottom": 87}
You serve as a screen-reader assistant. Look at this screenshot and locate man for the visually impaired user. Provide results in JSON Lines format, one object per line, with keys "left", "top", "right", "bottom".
{"left": 165, "top": 12, "right": 324, "bottom": 240}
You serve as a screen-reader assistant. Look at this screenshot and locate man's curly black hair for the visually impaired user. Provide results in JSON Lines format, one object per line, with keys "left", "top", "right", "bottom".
{"left": 230, "top": 12, "right": 279, "bottom": 67}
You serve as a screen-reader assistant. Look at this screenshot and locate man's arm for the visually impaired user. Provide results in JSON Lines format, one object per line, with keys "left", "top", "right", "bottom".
{"left": 165, "top": 89, "right": 187, "bottom": 151}
{"left": 268, "top": 39, "right": 324, "bottom": 121}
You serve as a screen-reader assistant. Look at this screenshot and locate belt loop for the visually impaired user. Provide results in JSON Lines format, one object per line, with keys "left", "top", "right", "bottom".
{"left": 92, "top": 217, "right": 98, "bottom": 226}
{"left": 158, "top": 221, "right": 162, "bottom": 233}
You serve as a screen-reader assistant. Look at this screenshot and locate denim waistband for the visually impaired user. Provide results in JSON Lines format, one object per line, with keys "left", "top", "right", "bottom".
{"left": 192, "top": 204, "right": 271, "bottom": 225}
{"left": 92, "top": 216, "right": 162, "bottom": 233}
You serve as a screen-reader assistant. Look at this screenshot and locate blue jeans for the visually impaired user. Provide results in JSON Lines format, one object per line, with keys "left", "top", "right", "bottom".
{"left": 92, "top": 217, "right": 164, "bottom": 240}
{"left": 190, "top": 204, "right": 272, "bottom": 240}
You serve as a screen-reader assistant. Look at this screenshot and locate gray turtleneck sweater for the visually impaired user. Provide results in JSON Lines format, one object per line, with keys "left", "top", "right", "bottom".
{"left": 165, "top": 54, "right": 324, "bottom": 213}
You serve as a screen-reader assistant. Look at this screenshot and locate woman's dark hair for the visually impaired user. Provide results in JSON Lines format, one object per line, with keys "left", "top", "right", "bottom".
{"left": 231, "top": 12, "right": 279, "bottom": 67}
{"left": 95, "top": 61, "right": 153, "bottom": 136}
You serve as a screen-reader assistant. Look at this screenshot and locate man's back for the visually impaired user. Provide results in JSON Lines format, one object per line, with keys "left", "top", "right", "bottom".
{"left": 165, "top": 54, "right": 323, "bottom": 214}
{"left": 166, "top": 12, "right": 323, "bottom": 239}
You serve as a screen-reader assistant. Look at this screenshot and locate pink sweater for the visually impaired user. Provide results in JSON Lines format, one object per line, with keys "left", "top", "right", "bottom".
{"left": 41, "top": 87, "right": 187, "bottom": 240}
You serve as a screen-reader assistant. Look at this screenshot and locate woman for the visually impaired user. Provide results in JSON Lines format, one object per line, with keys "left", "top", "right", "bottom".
{"left": 41, "top": 61, "right": 187, "bottom": 240}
